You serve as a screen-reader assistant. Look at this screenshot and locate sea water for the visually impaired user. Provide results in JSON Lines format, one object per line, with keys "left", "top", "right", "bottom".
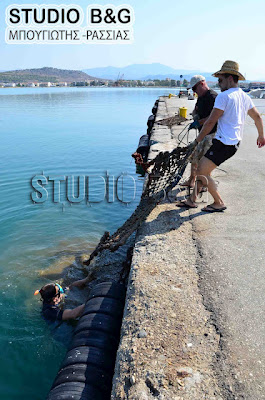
{"left": 0, "top": 87, "right": 177, "bottom": 399}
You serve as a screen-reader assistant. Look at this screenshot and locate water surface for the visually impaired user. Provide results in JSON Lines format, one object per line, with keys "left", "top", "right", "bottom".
{"left": 0, "top": 86, "right": 177, "bottom": 399}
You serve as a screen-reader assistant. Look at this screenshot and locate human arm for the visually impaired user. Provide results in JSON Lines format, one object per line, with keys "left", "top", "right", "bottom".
{"left": 198, "top": 117, "right": 208, "bottom": 126}
{"left": 196, "top": 108, "right": 224, "bottom": 143}
{"left": 189, "top": 106, "right": 200, "bottom": 130}
{"left": 191, "top": 101, "right": 198, "bottom": 118}
{"left": 69, "top": 274, "right": 93, "bottom": 289}
{"left": 189, "top": 117, "right": 211, "bottom": 130}
{"left": 190, "top": 117, "right": 207, "bottom": 129}
{"left": 62, "top": 303, "right": 85, "bottom": 321}
{"left": 248, "top": 107, "right": 265, "bottom": 148}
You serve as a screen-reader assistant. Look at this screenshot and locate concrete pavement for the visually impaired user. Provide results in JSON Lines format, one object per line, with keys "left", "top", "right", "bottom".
{"left": 112, "top": 95, "right": 265, "bottom": 399}
{"left": 188, "top": 98, "right": 265, "bottom": 399}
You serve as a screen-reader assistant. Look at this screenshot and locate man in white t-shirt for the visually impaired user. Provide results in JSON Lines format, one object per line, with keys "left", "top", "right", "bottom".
{"left": 178, "top": 60, "right": 265, "bottom": 212}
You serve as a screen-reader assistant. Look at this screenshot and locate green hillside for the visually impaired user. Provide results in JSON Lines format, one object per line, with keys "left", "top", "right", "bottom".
{"left": 0, "top": 67, "right": 99, "bottom": 83}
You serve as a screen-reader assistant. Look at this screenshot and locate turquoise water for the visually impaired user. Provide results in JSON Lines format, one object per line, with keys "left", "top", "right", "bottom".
{"left": 0, "top": 87, "right": 177, "bottom": 399}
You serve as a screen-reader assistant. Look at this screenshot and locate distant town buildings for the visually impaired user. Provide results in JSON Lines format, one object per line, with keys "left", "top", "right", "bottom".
{"left": 39, "top": 82, "right": 52, "bottom": 87}
{"left": 2, "top": 83, "right": 16, "bottom": 87}
{"left": 248, "top": 82, "right": 265, "bottom": 89}
{"left": 0, "top": 78, "right": 264, "bottom": 90}
{"left": 0, "top": 81, "right": 69, "bottom": 88}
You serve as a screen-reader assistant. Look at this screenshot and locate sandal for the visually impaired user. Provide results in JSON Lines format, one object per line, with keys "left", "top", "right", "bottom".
{"left": 177, "top": 201, "right": 198, "bottom": 209}
{"left": 201, "top": 205, "right": 227, "bottom": 213}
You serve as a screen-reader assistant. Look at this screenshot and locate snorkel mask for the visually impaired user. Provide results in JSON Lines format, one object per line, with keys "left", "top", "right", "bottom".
{"left": 34, "top": 283, "right": 67, "bottom": 299}
{"left": 55, "top": 283, "right": 65, "bottom": 294}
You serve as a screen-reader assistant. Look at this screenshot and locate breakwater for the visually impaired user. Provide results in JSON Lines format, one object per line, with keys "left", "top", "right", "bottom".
{"left": 111, "top": 96, "right": 223, "bottom": 400}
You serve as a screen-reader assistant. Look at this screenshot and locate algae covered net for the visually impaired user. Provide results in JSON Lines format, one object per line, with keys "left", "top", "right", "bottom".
{"left": 156, "top": 114, "right": 187, "bottom": 127}
{"left": 83, "top": 144, "right": 193, "bottom": 267}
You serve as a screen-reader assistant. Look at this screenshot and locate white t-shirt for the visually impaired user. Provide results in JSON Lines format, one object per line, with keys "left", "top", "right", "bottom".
{"left": 214, "top": 88, "right": 254, "bottom": 145}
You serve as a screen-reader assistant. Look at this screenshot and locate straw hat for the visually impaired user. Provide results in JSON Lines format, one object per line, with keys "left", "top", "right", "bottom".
{"left": 212, "top": 60, "right": 245, "bottom": 80}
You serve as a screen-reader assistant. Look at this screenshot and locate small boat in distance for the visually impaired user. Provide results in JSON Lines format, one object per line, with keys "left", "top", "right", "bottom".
{"left": 248, "top": 88, "right": 265, "bottom": 99}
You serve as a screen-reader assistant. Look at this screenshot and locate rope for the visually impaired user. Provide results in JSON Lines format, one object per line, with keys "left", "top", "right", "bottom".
{"left": 83, "top": 143, "right": 193, "bottom": 267}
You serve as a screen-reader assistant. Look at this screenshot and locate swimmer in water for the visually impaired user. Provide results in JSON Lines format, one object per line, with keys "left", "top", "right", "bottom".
{"left": 34, "top": 283, "right": 85, "bottom": 323}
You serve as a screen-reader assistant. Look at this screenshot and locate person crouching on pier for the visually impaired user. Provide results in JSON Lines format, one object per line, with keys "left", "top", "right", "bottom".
{"left": 180, "top": 75, "right": 218, "bottom": 189}
{"left": 178, "top": 60, "right": 265, "bottom": 212}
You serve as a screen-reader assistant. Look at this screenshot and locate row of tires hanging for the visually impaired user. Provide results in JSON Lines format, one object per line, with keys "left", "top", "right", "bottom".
{"left": 47, "top": 282, "right": 126, "bottom": 400}
{"left": 47, "top": 101, "right": 159, "bottom": 399}
{"left": 135, "top": 99, "right": 158, "bottom": 163}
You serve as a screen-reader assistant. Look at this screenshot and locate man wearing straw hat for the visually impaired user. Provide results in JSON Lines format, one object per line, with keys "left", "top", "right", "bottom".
{"left": 178, "top": 60, "right": 265, "bottom": 212}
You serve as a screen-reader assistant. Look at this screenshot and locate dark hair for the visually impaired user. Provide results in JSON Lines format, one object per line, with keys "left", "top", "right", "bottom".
{"left": 39, "top": 283, "right": 56, "bottom": 303}
{"left": 223, "top": 73, "right": 239, "bottom": 83}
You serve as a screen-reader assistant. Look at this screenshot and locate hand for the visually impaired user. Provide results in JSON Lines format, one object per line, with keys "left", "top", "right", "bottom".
{"left": 257, "top": 136, "right": 265, "bottom": 148}
{"left": 189, "top": 120, "right": 200, "bottom": 130}
{"left": 69, "top": 278, "right": 88, "bottom": 289}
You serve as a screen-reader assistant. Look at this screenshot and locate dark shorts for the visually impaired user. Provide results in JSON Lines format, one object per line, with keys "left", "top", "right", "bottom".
{"left": 204, "top": 138, "right": 240, "bottom": 166}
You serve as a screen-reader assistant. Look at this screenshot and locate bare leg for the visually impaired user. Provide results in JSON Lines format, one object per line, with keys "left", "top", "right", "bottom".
{"left": 190, "top": 162, "right": 198, "bottom": 187}
{"left": 70, "top": 277, "right": 89, "bottom": 288}
{"left": 70, "top": 270, "right": 95, "bottom": 289}
{"left": 190, "top": 157, "right": 225, "bottom": 207}
{"left": 180, "top": 162, "right": 198, "bottom": 187}
{"left": 177, "top": 157, "right": 225, "bottom": 209}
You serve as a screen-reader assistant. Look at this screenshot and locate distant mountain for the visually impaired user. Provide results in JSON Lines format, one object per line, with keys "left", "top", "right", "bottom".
{"left": 0, "top": 67, "right": 99, "bottom": 83}
{"left": 0, "top": 65, "right": 262, "bottom": 82}
{"left": 83, "top": 63, "right": 183, "bottom": 80}
{"left": 82, "top": 63, "right": 218, "bottom": 81}
{"left": 141, "top": 72, "right": 218, "bottom": 82}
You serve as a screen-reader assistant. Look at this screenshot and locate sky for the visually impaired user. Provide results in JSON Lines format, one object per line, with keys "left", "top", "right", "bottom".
{"left": 0, "top": 0, "right": 265, "bottom": 80}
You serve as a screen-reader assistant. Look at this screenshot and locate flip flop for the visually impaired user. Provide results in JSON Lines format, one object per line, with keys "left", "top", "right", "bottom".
{"left": 201, "top": 205, "right": 227, "bottom": 213}
{"left": 177, "top": 201, "right": 198, "bottom": 209}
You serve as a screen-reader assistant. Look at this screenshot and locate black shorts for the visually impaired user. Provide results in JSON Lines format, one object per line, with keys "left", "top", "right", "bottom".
{"left": 204, "top": 138, "right": 240, "bottom": 166}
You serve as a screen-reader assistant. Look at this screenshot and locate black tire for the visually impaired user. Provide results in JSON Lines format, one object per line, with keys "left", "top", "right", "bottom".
{"left": 47, "top": 281, "right": 125, "bottom": 400}
{"left": 88, "top": 282, "right": 126, "bottom": 303}
{"left": 51, "top": 363, "right": 112, "bottom": 393}
{"left": 48, "top": 382, "right": 104, "bottom": 400}
{"left": 75, "top": 313, "right": 121, "bottom": 337}
{"left": 152, "top": 106, "right": 158, "bottom": 115}
{"left": 73, "top": 328, "right": 119, "bottom": 341}
{"left": 73, "top": 328, "right": 118, "bottom": 342}
{"left": 69, "top": 330, "right": 118, "bottom": 352}
{"left": 137, "top": 134, "right": 149, "bottom": 151}
{"left": 83, "top": 297, "right": 124, "bottom": 318}
{"left": 61, "top": 346, "right": 115, "bottom": 371}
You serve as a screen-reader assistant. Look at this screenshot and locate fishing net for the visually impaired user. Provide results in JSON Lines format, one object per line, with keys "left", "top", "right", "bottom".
{"left": 156, "top": 114, "right": 187, "bottom": 127}
{"left": 83, "top": 142, "right": 193, "bottom": 267}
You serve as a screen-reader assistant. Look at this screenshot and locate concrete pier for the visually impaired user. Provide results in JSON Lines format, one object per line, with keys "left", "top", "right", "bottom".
{"left": 112, "top": 96, "right": 223, "bottom": 399}
{"left": 111, "top": 95, "right": 265, "bottom": 400}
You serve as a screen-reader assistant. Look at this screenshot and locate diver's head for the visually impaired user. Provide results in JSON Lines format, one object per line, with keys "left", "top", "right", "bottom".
{"left": 35, "top": 283, "right": 64, "bottom": 304}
